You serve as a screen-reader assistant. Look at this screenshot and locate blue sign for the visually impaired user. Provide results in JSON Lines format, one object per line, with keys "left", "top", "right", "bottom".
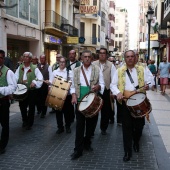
{"left": 49, "top": 36, "right": 62, "bottom": 44}
{"left": 79, "top": 37, "right": 85, "bottom": 44}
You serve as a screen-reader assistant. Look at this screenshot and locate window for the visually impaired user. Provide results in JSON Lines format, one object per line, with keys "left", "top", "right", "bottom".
{"left": 119, "top": 34, "right": 123, "bottom": 37}
{"left": 80, "top": 22, "right": 85, "bottom": 37}
{"left": 6, "top": 0, "right": 39, "bottom": 25}
{"left": 93, "top": 0, "right": 97, "bottom": 5}
{"left": 115, "top": 34, "right": 118, "bottom": 37}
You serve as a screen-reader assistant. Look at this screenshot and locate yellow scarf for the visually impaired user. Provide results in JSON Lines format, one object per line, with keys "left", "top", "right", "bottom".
{"left": 118, "top": 64, "right": 145, "bottom": 94}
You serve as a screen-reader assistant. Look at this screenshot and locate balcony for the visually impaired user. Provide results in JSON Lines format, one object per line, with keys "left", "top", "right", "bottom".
{"left": 62, "top": 24, "right": 78, "bottom": 37}
{"left": 43, "top": 10, "right": 69, "bottom": 37}
{"left": 159, "top": 25, "right": 167, "bottom": 39}
{"left": 81, "top": 36, "right": 98, "bottom": 45}
{"left": 80, "top": 12, "right": 100, "bottom": 20}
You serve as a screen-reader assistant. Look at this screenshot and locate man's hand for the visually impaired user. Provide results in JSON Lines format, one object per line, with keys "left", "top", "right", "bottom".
{"left": 91, "top": 85, "right": 101, "bottom": 92}
{"left": 117, "top": 92, "right": 124, "bottom": 100}
{"left": 71, "top": 93, "right": 77, "bottom": 105}
{"left": 30, "top": 82, "right": 36, "bottom": 88}
{"left": 143, "top": 84, "right": 149, "bottom": 90}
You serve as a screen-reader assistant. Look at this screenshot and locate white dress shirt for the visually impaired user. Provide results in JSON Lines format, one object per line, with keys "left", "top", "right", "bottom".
{"left": 110, "top": 67, "right": 154, "bottom": 95}
{"left": 15, "top": 65, "right": 43, "bottom": 88}
{"left": 70, "top": 65, "right": 105, "bottom": 95}
{"left": 50, "top": 67, "right": 73, "bottom": 84}
{"left": 0, "top": 69, "right": 17, "bottom": 96}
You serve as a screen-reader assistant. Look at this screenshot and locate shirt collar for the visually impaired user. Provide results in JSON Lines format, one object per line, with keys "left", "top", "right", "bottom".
{"left": 83, "top": 64, "right": 92, "bottom": 71}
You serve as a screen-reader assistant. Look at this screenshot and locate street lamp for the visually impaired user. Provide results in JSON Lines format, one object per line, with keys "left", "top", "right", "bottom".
{"left": 146, "top": 6, "right": 154, "bottom": 63}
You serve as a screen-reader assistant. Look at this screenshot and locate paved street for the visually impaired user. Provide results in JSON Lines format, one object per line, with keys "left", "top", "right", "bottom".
{"left": 0, "top": 89, "right": 170, "bottom": 170}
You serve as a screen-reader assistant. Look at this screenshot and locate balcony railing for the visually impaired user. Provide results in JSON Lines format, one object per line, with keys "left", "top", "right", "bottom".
{"left": 159, "top": 25, "right": 167, "bottom": 39}
{"left": 44, "top": 10, "right": 68, "bottom": 32}
{"left": 81, "top": 36, "right": 97, "bottom": 45}
{"left": 62, "top": 24, "right": 78, "bottom": 36}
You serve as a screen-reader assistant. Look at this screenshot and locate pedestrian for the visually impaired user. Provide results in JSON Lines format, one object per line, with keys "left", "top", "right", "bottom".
{"left": 110, "top": 50, "right": 154, "bottom": 162}
{"left": 70, "top": 50, "right": 105, "bottom": 160}
{"left": 157, "top": 56, "right": 170, "bottom": 95}
{"left": 15, "top": 52, "right": 43, "bottom": 130}
{"left": 32, "top": 56, "right": 39, "bottom": 65}
{"left": 4, "top": 56, "right": 13, "bottom": 71}
{"left": 0, "top": 50, "right": 17, "bottom": 154}
{"left": 93, "top": 48, "right": 116, "bottom": 134}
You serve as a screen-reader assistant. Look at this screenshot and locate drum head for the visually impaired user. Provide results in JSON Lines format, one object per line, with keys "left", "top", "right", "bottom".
{"left": 14, "top": 84, "right": 27, "bottom": 95}
{"left": 126, "top": 93, "right": 146, "bottom": 106}
{"left": 79, "top": 93, "right": 95, "bottom": 111}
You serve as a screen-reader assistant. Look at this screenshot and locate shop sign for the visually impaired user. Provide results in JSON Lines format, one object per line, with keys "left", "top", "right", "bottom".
{"left": 79, "top": 5, "right": 97, "bottom": 14}
{"left": 150, "top": 34, "right": 158, "bottom": 41}
{"left": 80, "top": 0, "right": 90, "bottom": 5}
{"left": 44, "top": 34, "right": 62, "bottom": 44}
{"left": 67, "top": 37, "right": 79, "bottom": 44}
{"left": 79, "top": 37, "right": 85, "bottom": 44}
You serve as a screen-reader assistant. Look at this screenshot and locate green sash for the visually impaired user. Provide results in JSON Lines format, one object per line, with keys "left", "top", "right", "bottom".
{"left": 78, "top": 86, "right": 90, "bottom": 101}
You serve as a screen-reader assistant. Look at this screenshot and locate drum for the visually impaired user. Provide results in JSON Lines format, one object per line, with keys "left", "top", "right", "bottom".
{"left": 78, "top": 92, "right": 103, "bottom": 118}
{"left": 46, "top": 76, "right": 71, "bottom": 110}
{"left": 126, "top": 92, "right": 152, "bottom": 118}
{"left": 13, "top": 84, "right": 28, "bottom": 101}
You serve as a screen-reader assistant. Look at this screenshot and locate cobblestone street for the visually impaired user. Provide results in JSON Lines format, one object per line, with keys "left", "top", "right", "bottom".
{"left": 0, "top": 90, "right": 170, "bottom": 170}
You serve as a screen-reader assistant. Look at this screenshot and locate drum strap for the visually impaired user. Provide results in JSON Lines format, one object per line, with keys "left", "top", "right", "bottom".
{"left": 81, "top": 66, "right": 90, "bottom": 87}
{"left": 126, "top": 69, "right": 139, "bottom": 90}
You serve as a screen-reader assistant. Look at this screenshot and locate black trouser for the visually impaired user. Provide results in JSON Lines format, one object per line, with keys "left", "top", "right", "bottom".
{"left": 0, "top": 99, "right": 10, "bottom": 150}
{"left": 100, "top": 89, "right": 113, "bottom": 131}
{"left": 74, "top": 108, "right": 98, "bottom": 153}
{"left": 37, "top": 83, "right": 48, "bottom": 115}
{"left": 56, "top": 95, "right": 73, "bottom": 129}
{"left": 116, "top": 99, "right": 123, "bottom": 123}
{"left": 122, "top": 101, "right": 145, "bottom": 154}
{"left": 19, "top": 90, "right": 38, "bottom": 127}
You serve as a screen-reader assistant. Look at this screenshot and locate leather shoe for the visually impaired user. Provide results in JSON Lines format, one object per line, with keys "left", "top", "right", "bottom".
{"left": 66, "top": 127, "right": 71, "bottom": 133}
{"left": 56, "top": 128, "right": 64, "bottom": 134}
{"left": 70, "top": 151, "right": 82, "bottom": 160}
{"left": 84, "top": 146, "right": 93, "bottom": 152}
{"left": 123, "top": 152, "right": 131, "bottom": 162}
{"left": 101, "top": 130, "right": 107, "bottom": 135}
{"left": 0, "top": 148, "right": 6, "bottom": 154}
{"left": 133, "top": 143, "right": 139, "bottom": 152}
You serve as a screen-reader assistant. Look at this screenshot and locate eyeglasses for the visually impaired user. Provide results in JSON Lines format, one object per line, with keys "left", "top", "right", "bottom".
{"left": 125, "top": 56, "right": 135, "bottom": 58}
{"left": 84, "top": 56, "right": 91, "bottom": 58}
{"left": 59, "top": 61, "right": 66, "bottom": 64}
{"left": 99, "top": 52, "right": 106, "bottom": 55}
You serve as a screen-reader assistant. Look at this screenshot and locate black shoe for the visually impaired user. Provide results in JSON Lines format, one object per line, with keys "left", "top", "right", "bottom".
{"left": 101, "top": 130, "right": 107, "bottom": 135}
{"left": 66, "top": 127, "right": 71, "bottom": 133}
{"left": 49, "top": 110, "right": 55, "bottom": 114}
{"left": 56, "top": 128, "right": 64, "bottom": 134}
{"left": 133, "top": 143, "right": 139, "bottom": 152}
{"left": 123, "top": 152, "right": 131, "bottom": 162}
{"left": 25, "top": 126, "right": 32, "bottom": 130}
{"left": 22, "top": 122, "right": 27, "bottom": 128}
{"left": 0, "top": 148, "right": 6, "bottom": 154}
{"left": 70, "top": 151, "right": 82, "bottom": 160}
{"left": 40, "top": 114, "right": 45, "bottom": 118}
{"left": 84, "top": 146, "right": 93, "bottom": 152}
{"left": 110, "top": 120, "right": 114, "bottom": 124}
{"left": 37, "top": 111, "right": 41, "bottom": 115}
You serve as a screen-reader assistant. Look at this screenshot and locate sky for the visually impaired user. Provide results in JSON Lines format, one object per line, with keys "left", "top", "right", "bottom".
{"left": 116, "top": 0, "right": 139, "bottom": 50}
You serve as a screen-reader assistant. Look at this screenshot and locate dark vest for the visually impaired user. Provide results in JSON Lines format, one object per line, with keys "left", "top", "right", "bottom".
{"left": 38, "top": 63, "right": 49, "bottom": 80}
{"left": 0, "top": 65, "right": 9, "bottom": 98}
{"left": 66, "top": 60, "right": 81, "bottom": 70}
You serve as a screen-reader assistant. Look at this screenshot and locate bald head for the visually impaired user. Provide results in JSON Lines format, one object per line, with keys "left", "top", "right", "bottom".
{"left": 32, "top": 56, "right": 38, "bottom": 65}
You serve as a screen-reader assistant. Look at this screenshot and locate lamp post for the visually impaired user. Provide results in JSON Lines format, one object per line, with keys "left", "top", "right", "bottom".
{"left": 146, "top": 6, "right": 154, "bottom": 63}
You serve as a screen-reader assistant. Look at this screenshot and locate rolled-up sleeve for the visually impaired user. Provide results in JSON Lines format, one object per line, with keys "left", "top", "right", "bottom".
{"left": 0, "top": 70, "right": 17, "bottom": 96}
{"left": 110, "top": 70, "right": 120, "bottom": 95}
{"left": 144, "top": 67, "right": 154, "bottom": 88}
{"left": 32, "top": 68, "right": 43, "bottom": 88}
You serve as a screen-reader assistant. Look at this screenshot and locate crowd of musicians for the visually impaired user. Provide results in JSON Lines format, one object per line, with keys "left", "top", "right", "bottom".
{"left": 1, "top": 47, "right": 169, "bottom": 162}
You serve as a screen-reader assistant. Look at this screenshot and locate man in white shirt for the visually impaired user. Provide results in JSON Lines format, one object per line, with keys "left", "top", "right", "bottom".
{"left": 93, "top": 48, "right": 116, "bottom": 135}
{"left": 37, "top": 54, "right": 53, "bottom": 118}
{"left": 15, "top": 52, "right": 43, "bottom": 130}
{"left": 0, "top": 50, "right": 17, "bottom": 154}
{"left": 70, "top": 50, "right": 105, "bottom": 160}
{"left": 110, "top": 50, "right": 153, "bottom": 162}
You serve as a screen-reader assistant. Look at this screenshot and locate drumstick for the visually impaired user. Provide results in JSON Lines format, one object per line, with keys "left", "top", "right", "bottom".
{"left": 123, "top": 97, "right": 136, "bottom": 100}
{"left": 138, "top": 83, "right": 151, "bottom": 89}
{"left": 18, "top": 88, "right": 27, "bottom": 91}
